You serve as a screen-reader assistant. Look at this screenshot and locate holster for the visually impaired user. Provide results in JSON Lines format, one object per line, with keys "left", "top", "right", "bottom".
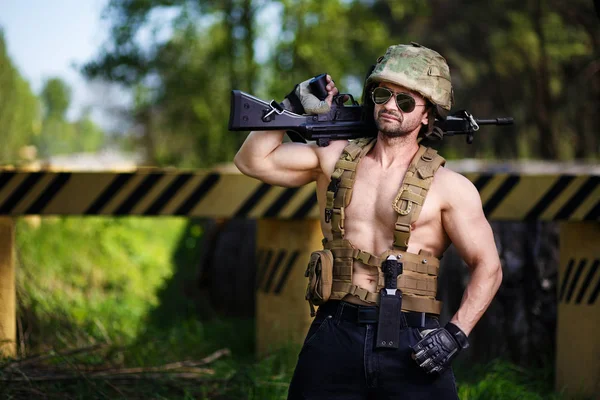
{"left": 376, "top": 289, "right": 403, "bottom": 349}
{"left": 376, "top": 256, "right": 403, "bottom": 349}
{"left": 304, "top": 250, "right": 333, "bottom": 316}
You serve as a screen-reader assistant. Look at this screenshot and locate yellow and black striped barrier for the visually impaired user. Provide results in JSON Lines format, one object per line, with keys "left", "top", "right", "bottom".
{"left": 559, "top": 258, "right": 600, "bottom": 307}
{"left": 0, "top": 169, "right": 318, "bottom": 218}
{"left": 0, "top": 169, "right": 599, "bottom": 220}
{"left": 256, "top": 248, "right": 302, "bottom": 295}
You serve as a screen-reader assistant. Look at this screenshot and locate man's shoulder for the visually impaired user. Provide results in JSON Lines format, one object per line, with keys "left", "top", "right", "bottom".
{"left": 432, "top": 166, "right": 481, "bottom": 207}
{"left": 433, "top": 164, "right": 466, "bottom": 182}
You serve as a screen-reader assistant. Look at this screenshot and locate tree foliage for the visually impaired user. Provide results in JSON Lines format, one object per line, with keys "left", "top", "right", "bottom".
{"left": 0, "top": 30, "right": 108, "bottom": 163}
{"left": 85, "top": 0, "right": 599, "bottom": 166}
{"left": 35, "top": 78, "right": 107, "bottom": 157}
{"left": 85, "top": 0, "right": 262, "bottom": 167}
{"left": 41, "top": 78, "right": 71, "bottom": 117}
{"left": 0, "top": 30, "right": 40, "bottom": 163}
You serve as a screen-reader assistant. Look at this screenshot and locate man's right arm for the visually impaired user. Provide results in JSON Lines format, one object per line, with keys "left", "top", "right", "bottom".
{"left": 233, "top": 130, "right": 321, "bottom": 187}
{"left": 234, "top": 74, "right": 339, "bottom": 187}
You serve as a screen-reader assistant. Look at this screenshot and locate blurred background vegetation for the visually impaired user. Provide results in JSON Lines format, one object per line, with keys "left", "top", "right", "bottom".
{"left": 1, "top": 0, "right": 598, "bottom": 167}
{"left": 0, "top": 0, "right": 598, "bottom": 398}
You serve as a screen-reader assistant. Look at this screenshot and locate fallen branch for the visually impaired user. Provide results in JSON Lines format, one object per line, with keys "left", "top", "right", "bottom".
{"left": 1, "top": 343, "right": 107, "bottom": 371}
{"left": 0, "top": 347, "right": 232, "bottom": 384}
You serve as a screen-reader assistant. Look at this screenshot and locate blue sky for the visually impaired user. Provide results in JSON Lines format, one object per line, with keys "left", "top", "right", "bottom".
{"left": 0, "top": 0, "right": 127, "bottom": 127}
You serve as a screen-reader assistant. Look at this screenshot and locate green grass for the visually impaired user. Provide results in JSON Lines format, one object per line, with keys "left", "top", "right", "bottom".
{"left": 15, "top": 216, "right": 191, "bottom": 349}
{"left": 3, "top": 216, "right": 576, "bottom": 399}
{"left": 456, "top": 360, "right": 561, "bottom": 400}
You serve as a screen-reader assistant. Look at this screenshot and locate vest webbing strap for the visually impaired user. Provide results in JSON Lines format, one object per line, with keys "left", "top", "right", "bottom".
{"left": 398, "top": 274, "right": 437, "bottom": 296}
{"left": 331, "top": 282, "right": 379, "bottom": 303}
{"left": 393, "top": 146, "right": 446, "bottom": 250}
{"left": 326, "top": 138, "right": 376, "bottom": 239}
{"left": 330, "top": 282, "right": 442, "bottom": 314}
{"left": 326, "top": 245, "right": 440, "bottom": 275}
{"left": 330, "top": 275, "right": 436, "bottom": 297}
{"left": 402, "top": 294, "right": 442, "bottom": 314}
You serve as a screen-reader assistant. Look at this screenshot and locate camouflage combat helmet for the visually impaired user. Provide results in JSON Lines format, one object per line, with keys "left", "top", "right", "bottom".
{"left": 365, "top": 42, "right": 453, "bottom": 117}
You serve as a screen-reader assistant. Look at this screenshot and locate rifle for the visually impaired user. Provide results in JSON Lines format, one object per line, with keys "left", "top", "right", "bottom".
{"left": 228, "top": 84, "right": 513, "bottom": 147}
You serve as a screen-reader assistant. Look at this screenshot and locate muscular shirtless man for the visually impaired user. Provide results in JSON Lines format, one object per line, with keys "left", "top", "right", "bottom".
{"left": 234, "top": 43, "right": 502, "bottom": 399}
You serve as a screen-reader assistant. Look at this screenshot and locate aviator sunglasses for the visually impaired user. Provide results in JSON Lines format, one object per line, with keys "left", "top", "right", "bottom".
{"left": 371, "top": 87, "right": 426, "bottom": 113}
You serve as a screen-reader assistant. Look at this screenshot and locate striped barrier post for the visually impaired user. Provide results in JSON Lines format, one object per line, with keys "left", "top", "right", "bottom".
{"left": 0, "top": 168, "right": 599, "bottom": 395}
{"left": 0, "top": 217, "right": 15, "bottom": 357}
{"left": 557, "top": 222, "right": 600, "bottom": 397}
{"left": 255, "top": 219, "right": 321, "bottom": 355}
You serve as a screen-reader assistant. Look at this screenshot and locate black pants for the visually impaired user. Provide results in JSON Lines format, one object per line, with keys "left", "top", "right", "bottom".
{"left": 288, "top": 301, "right": 459, "bottom": 400}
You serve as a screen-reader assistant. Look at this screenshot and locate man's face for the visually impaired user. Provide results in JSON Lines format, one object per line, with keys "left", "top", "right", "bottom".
{"left": 372, "top": 82, "right": 429, "bottom": 138}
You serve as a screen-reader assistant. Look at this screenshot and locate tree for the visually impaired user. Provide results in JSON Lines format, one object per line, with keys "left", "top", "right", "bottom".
{"left": 41, "top": 78, "right": 71, "bottom": 117}
{"left": 35, "top": 78, "right": 76, "bottom": 157}
{"left": 0, "top": 29, "right": 40, "bottom": 163}
{"left": 36, "top": 78, "right": 106, "bottom": 156}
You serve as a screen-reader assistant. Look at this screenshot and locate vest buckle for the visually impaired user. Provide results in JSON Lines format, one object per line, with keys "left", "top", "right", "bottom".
{"left": 395, "top": 200, "right": 412, "bottom": 215}
{"left": 356, "top": 251, "right": 371, "bottom": 265}
{"left": 325, "top": 208, "right": 333, "bottom": 223}
{"left": 328, "top": 177, "right": 341, "bottom": 193}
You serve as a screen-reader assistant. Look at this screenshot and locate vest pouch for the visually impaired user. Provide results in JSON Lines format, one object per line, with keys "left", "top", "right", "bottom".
{"left": 304, "top": 250, "right": 333, "bottom": 314}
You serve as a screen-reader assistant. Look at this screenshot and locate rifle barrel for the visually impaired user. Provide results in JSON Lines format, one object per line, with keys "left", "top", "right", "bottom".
{"left": 476, "top": 117, "right": 514, "bottom": 126}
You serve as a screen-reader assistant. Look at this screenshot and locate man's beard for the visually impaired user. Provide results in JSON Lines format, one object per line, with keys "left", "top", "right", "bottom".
{"left": 375, "top": 110, "right": 410, "bottom": 138}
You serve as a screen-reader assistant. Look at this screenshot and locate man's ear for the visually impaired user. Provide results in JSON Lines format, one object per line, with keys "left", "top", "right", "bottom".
{"left": 421, "top": 108, "right": 430, "bottom": 126}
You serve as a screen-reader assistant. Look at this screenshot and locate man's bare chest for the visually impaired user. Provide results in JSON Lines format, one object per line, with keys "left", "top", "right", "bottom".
{"left": 345, "top": 161, "right": 408, "bottom": 227}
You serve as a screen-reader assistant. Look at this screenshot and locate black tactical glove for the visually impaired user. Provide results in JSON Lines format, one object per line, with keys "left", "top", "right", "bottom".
{"left": 280, "top": 77, "right": 332, "bottom": 115}
{"left": 411, "top": 322, "right": 469, "bottom": 374}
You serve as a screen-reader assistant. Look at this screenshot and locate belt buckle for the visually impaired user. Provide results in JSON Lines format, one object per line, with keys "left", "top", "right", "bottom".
{"left": 357, "top": 307, "right": 377, "bottom": 324}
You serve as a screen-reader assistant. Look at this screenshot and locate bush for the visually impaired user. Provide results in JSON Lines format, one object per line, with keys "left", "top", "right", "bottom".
{"left": 15, "top": 216, "right": 188, "bottom": 350}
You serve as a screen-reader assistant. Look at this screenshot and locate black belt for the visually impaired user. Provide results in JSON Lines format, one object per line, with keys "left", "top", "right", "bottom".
{"left": 317, "top": 300, "right": 439, "bottom": 329}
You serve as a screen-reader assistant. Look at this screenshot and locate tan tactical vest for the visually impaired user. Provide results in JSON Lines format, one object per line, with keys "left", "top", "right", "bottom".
{"left": 323, "top": 138, "right": 446, "bottom": 315}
